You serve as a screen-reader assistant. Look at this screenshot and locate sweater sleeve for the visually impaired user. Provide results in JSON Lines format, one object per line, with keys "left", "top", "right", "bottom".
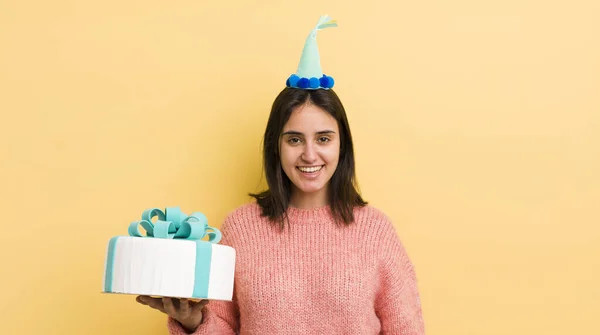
{"left": 167, "top": 214, "right": 241, "bottom": 335}
{"left": 374, "top": 220, "right": 425, "bottom": 334}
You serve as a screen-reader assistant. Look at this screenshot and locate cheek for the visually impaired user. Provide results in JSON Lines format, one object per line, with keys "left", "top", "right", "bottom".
{"left": 279, "top": 148, "right": 296, "bottom": 169}
{"left": 324, "top": 147, "right": 341, "bottom": 164}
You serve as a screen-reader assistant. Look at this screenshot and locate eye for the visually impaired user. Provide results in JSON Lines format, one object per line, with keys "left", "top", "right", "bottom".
{"left": 288, "top": 137, "right": 302, "bottom": 144}
{"left": 318, "top": 136, "right": 330, "bottom": 143}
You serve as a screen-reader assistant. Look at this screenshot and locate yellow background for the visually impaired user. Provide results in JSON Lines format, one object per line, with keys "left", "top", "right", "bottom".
{"left": 1, "top": 0, "right": 598, "bottom": 334}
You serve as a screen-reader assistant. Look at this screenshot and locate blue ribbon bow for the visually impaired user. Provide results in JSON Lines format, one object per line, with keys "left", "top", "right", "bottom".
{"left": 128, "top": 207, "right": 221, "bottom": 243}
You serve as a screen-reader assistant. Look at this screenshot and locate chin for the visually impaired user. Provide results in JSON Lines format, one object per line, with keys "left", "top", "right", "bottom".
{"left": 295, "top": 183, "right": 327, "bottom": 194}
{"left": 298, "top": 188, "right": 323, "bottom": 194}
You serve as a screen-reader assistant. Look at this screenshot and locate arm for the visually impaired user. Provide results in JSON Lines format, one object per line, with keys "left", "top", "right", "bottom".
{"left": 375, "top": 222, "right": 425, "bottom": 334}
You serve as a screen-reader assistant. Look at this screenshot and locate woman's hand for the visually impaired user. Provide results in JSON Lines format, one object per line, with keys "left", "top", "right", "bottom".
{"left": 136, "top": 295, "right": 209, "bottom": 333}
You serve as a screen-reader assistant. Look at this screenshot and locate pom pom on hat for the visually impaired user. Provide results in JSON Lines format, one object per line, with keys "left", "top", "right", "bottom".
{"left": 297, "top": 78, "right": 310, "bottom": 89}
{"left": 319, "top": 75, "right": 334, "bottom": 89}
{"left": 287, "top": 74, "right": 300, "bottom": 87}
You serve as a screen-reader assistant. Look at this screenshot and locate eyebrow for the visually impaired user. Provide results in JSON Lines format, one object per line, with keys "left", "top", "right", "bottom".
{"left": 281, "top": 130, "right": 337, "bottom": 136}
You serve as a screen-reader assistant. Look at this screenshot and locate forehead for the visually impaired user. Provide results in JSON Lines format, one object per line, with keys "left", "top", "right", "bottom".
{"left": 283, "top": 104, "right": 338, "bottom": 132}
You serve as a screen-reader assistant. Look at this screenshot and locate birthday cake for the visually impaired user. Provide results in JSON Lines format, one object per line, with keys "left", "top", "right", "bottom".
{"left": 102, "top": 207, "right": 235, "bottom": 301}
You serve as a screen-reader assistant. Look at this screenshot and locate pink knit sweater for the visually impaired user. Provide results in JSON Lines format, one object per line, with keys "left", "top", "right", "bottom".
{"left": 168, "top": 203, "right": 425, "bottom": 334}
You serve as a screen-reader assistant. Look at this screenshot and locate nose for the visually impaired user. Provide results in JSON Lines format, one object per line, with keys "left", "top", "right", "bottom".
{"left": 301, "top": 142, "right": 317, "bottom": 162}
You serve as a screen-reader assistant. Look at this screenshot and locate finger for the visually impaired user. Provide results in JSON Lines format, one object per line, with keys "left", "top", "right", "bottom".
{"left": 137, "top": 295, "right": 154, "bottom": 306}
{"left": 191, "top": 299, "right": 209, "bottom": 314}
{"left": 179, "top": 298, "right": 190, "bottom": 318}
{"left": 136, "top": 295, "right": 156, "bottom": 305}
{"left": 142, "top": 297, "right": 167, "bottom": 313}
{"left": 163, "top": 297, "right": 177, "bottom": 316}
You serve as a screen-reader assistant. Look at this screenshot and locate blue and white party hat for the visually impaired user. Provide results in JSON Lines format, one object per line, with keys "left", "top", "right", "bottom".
{"left": 286, "top": 15, "right": 337, "bottom": 90}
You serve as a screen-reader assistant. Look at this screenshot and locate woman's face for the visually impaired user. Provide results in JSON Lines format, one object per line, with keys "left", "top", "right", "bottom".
{"left": 279, "top": 103, "right": 340, "bottom": 206}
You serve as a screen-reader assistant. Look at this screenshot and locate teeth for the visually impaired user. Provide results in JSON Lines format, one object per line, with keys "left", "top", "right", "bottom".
{"left": 298, "top": 166, "right": 322, "bottom": 173}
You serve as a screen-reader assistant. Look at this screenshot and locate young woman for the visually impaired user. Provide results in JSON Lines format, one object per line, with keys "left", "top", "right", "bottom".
{"left": 138, "top": 15, "right": 424, "bottom": 334}
{"left": 136, "top": 87, "right": 425, "bottom": 334}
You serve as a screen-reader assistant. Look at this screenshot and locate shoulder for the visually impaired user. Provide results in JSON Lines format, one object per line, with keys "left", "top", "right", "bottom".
{"left": 354, "top": 205, "right": 390, "bottom": 221}
{"left": 225, "top": 201, "right": 261, "bottom": 219}
{"left": 353, "top": 205, "right": 395, "bottom": 229}
{"left": 353, "top": 206, "right": 415, "bottom": 268}
{"left": 352, "top": 205, "right": 402, "bottom": 244}
{"left": 221, "top": 201, "right": 275, "bottom": 235}
{"left": 221, "top": 201, "right": 263, "bottom": 228}
{"left": 215, "top": 202, "right": 265, "bottom": 246}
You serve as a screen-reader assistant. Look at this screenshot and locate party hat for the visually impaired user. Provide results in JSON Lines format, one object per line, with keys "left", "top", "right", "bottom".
{"left": 286, "top": 15, "right": 337, "bottom": 90}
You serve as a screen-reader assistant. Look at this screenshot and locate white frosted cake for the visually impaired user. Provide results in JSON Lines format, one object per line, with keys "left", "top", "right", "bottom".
{"left": 102, "top": 207, "right": 236, "bottom": 301}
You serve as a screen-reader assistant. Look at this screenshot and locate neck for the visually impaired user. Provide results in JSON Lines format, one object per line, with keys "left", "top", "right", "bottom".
{"left": 289, "top": 187, "right": 329, "bottom": 209}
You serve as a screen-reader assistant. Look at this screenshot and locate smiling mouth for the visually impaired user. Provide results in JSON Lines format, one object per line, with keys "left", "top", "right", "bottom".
{"left": 297, "top": 165, "right": 323, "bottom": 173}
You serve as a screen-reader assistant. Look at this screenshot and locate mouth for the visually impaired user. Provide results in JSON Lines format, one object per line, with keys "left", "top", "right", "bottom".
{"left": 297, "top": 165, "right": 324, "bottom": 174}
